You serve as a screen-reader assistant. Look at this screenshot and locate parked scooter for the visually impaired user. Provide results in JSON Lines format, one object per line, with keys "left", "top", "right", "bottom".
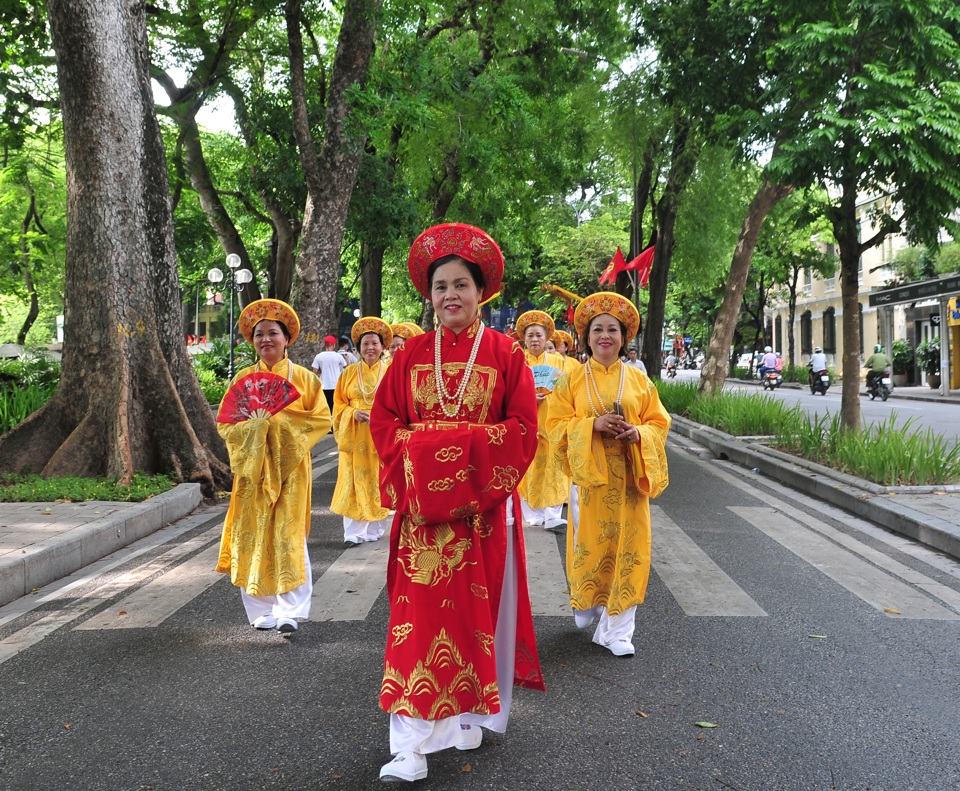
{"left": 761, "top": 369, "right": 782, "bottom": 390}
{"left": 808, "top": 364, "right": 830, "bottom": 395}
{"left": 866, "top": 370, "right": 892, "bottom": 401}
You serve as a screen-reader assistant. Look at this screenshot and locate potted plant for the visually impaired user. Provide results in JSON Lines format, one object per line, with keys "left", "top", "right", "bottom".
{"left": 916, "top": 337, "right": 941, "bottom": 388}
{"left": 891, "top": 338, "right": 912, "bottom": 387}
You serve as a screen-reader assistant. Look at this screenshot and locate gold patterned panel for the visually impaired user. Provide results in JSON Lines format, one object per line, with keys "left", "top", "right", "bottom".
{"left": 449, "top": 501, "right": 480, "bottom": 519}
{"left": 427, "top": 477, "right": 456, "bottom": 492}
{"left": 485, "top": 424, "right": 506, "bottom": 445}
{"left": 410, "top": 363, "right": 498, "bottom": 422}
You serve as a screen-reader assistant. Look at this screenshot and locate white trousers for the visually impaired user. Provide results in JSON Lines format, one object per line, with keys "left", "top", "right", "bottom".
{"left": 519, "top": 498, "right": 564, "bottom": 526}
{"left": 388, "top": 517, "right": 519, "bottom": 755}
{"left": 568, "top": 483, "right": 636, "bottom": 645}
{"left": 343, "top": 515, "right": 391, "bottom": 543}
{"left": 239, "top": 538, "right": 312, "bottom": 623}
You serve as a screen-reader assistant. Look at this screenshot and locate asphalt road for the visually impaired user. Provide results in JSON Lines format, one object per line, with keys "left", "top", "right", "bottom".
{"left": 2, "top": 439, "right": 959, "bottom": 791}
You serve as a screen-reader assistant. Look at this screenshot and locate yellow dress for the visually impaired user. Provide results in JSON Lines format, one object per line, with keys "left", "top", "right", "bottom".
{"left": 216, "top": 358, "right": 331, "bottom": 595}
{"left": 331, "top": 359, "right": 391, "bottom": 521}
{"left": 517, "top": 350, "right": 570, "bottom": 508}
{"left": 545, "top": 358, "right": 670, "bottom": 615}
{"left": 557, "top": 353, "right": 581, "bottom": 376}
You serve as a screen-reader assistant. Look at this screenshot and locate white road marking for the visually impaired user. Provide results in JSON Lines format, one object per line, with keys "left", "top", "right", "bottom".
{"left": 730, "top": 506, "right": 960, "bottom": 620}
{"left": 311, "top": 540, "right": 390, "bottom": 621}
{"left": 522, "top": 524, "right": 572, "bottom": 616}
{"left": 650, "top": 506, "right": 767, "bottom": 617}
{"left": 0, "top": 527, "right": 222, "bottom": 665}
{"left": 75, "top": 545, "right": 222, "bottom": 630}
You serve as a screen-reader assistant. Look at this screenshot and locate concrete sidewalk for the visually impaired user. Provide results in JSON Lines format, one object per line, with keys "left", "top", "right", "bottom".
{"left": 1, "top": 398, "right": 959, "bottom": 609}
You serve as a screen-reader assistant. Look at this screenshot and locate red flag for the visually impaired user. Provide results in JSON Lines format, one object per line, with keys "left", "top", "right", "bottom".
{"left": 566, "top": 303, "right": 575, "bottom": 325}
{"left": 599, "top": 247, "right": 627, "bottom": 285}
{"left": 624, "top": 244, "right": 655, "bottom": 288}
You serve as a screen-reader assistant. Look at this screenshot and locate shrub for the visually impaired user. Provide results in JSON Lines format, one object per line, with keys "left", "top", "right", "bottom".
{"left": 915, "top": 337, "right": 940, "bottom": 375}
{"left": 891, "top": 339, "right": 912, "bottom": 375}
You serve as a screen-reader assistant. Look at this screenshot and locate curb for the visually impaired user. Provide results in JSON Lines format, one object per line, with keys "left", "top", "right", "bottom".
{"left": 0, "top": 483, "right": 202, "bottom": 608}
{"left": 670, "top": 416, "right": 960, "bottom": 562}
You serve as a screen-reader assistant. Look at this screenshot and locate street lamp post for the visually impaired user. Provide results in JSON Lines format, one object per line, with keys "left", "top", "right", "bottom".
{"left": 207, "top": 253, "right": 254, "bottom": 380}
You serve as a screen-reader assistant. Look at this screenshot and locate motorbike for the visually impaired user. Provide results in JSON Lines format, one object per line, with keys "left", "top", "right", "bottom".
{"left": 666, "top": 364, "right": 678, "bottom": 379}
{"left": 761, "top": 369, "right": 783, "bottom": 390}
{"left": 867, "top": 370, "right": 892, "bottom": 401}
{"left": 809, "top": 365, "right": 830, "bottom": 395}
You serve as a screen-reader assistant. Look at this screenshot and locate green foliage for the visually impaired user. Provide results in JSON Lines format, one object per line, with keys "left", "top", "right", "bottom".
{"left": 688, "top": 390, "right": 803, "bottom": 436}
{"left": 0, "top": 472, "right": 176, "bottom": 502}
{"left": 916, "top": 337, "right": 941, "bottom": 375}
{"left": 0, "top": 355, "right": 60, "bottom": 433}
{"left": 775, "top": 414, "right": 960, "bottom": 486}
{"left": 652, "top": 380, "right": 699, "bottom": 415}
{"left": 195, "top": 368, "right": 228, "bottom": 406}
{"left": 891, "top": 339, "right": 912, "bottom": 375}
{"left": 192, "top": 338, "right": 255, "bottom": 380}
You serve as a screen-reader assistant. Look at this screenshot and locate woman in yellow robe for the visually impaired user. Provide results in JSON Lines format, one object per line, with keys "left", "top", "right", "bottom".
{"left": 545, "top": 292, "right": 670, "bottom": 657}
{"left": 553, "top": 330, "right": 581, "bottom": 375}
{"left": 515, "top": 310, "right": 570, "bottom": 530}
{"left": 215, "top": 299, "right": 331, "bottom": 635}
{"left": 332, "top": 317, "right": 393, "bottom": 545}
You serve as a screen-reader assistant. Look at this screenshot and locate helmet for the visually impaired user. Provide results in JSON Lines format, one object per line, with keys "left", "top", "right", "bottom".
{"left": 874, "top": 344, "right": 883, "bottom": 353}
{"left": 764, "top": 346, "right": 772, "bottom": 353}
{"left": 814, "top": 346, "right": 822, "bottom": 353}
{"left": 776, "top": 352, "right": 781, "bottom": 357}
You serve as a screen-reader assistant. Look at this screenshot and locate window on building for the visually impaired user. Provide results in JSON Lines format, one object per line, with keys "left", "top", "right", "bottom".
{"left": 803, "top": 267, "right": 812, "bottom": 293}
{"left": 801, "top": 310, "right": 812, "bottom": 355}
{"left": 823, "top": 307, "right": 836, "bottom": 354}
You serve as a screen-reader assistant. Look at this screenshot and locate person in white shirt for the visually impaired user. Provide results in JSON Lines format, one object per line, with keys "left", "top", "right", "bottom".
{"left": 339, "top": 337, "right": 359, "bottom": 365}
{"left": 624, "top": 347, "right": 647, "bottom": 373}
{"left": 312, "top": 334, "right": 346, "bottom": 412}
{"left": 758, "top": 346, "right": 777, "bottom": 376}
{"left": 809, "top": 346, "right": 828, "bottom": 386}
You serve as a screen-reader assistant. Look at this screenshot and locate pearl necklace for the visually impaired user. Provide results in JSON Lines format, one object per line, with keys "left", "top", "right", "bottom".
{"left": 434, "top": 322, "right": 485, "bottom": 418}
{"left": 356, "top": 359, "right": 385, "bottom": 406}
{"left": 584, "top": 358, "right": 625, "bottom": 417}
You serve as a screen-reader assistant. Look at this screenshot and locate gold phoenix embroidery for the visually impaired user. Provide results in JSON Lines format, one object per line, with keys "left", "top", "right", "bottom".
{"left": 398, "top": 524, "right": 473, "bottom": 586}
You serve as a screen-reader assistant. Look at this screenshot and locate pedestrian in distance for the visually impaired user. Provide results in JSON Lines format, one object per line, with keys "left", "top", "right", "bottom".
{"left": 312, "top": 334, "right": 347, "bottom": 413}
{"left": 331, "top": 317, "right": 394, "bottom": 547}
{"left": 215, "top": 299, "right": 332, "bottom": 636}
{"left": 370, "top": 222, "right": 544, "bottom": 783}
{"left": 546, "top": 291, "right": 671, "bottom": 657}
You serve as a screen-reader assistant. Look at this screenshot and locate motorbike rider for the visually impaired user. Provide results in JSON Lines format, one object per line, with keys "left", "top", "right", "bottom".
{"left": 864, "top": 344, "right": 891, "bottom": 391}
{"left": 664, "top": 350, "right": 678, "bottom": 373}
{"left": 809, "top": 346, "right": 828, "bottom": 385}
{"left": 758, "top": 346, "right": 778, "bottom": 377}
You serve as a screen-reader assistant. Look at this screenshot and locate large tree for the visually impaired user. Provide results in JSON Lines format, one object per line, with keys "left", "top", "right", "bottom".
{"left": 0, "top": 0, "right": 229, "bottom": 494}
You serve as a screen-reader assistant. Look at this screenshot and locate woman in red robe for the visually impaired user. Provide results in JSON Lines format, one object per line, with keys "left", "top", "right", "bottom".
{"left": 370, "top": 223, "right": 544, "bottom": 783}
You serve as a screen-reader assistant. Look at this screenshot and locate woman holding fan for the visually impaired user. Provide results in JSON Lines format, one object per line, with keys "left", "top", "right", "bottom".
{"left": 215, "top": 299, "right": 331, "bottom": 636}
{"left": 331, "top": 317, "right": 394, "bottom": 546}
{"left": 545, "top": 292, "right": 670, "bottom": 657}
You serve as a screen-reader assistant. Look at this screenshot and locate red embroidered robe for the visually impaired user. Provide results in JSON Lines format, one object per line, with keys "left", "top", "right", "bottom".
{"left": 370, "top": 320, "right": 545, "bottom": 720}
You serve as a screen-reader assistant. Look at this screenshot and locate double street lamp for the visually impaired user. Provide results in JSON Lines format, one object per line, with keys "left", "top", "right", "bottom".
{"left": 207, "top": 253, "right": 254, "bottom": 379}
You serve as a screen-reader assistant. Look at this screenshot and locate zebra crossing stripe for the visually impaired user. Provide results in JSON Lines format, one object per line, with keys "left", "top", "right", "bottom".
{"left": 730, "top": 506, "right": 960, "bottom": 620}
{"left": 311, "top": 540, "right": 391, "bottom": 621}
{"left": 651, "top": 505, "right": 767, "bottom": 617}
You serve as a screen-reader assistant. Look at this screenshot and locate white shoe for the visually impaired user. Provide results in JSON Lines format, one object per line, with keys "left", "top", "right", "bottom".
{"left": 605, "top": 640, "right": 635, "bottom": 657}
{"left": 344, "top": 537, "right": 362, "bottom": 546}
{"left": 252, "top": 615, "right": 278, "bottom": 630}
{"left": 379, "top": 751, "right": 427, "bottom": 782}
{"left": 277, "top": 617, "right": 298, "bottom": 637}
{"left": 455, "top": 723, "right": 483, "bottom": 751}
{"left": 544, "top": 517, "right": 567, "bottom": 531}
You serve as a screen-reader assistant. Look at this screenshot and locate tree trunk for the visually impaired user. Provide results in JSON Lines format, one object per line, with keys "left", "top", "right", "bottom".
{"left": 834, "top": 181, "right": 863, "bottom": 432}
{"left": 359, "top": 242, "right": 384, "bottom": 317}
{"left": 641, "top": 119, "right": 700, "bottom": 379}
{"left": 286, "top": 0, "right": 381, "bottom": 366}
{"left": 178, "top": 114, "right": 259, "bottom": 305}
{"left": 699, "top": 176, "right": 793, "bottom": 395}
{"left": 0, "top": 0, "right": 230, "bottom": 496}
{"left": 17, "top": 193, "right": 41, "bottom": 345}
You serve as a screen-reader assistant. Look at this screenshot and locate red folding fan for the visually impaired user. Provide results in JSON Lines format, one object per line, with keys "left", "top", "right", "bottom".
{"left": 216, "top": 372, "right": 301, "bottom": 424}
